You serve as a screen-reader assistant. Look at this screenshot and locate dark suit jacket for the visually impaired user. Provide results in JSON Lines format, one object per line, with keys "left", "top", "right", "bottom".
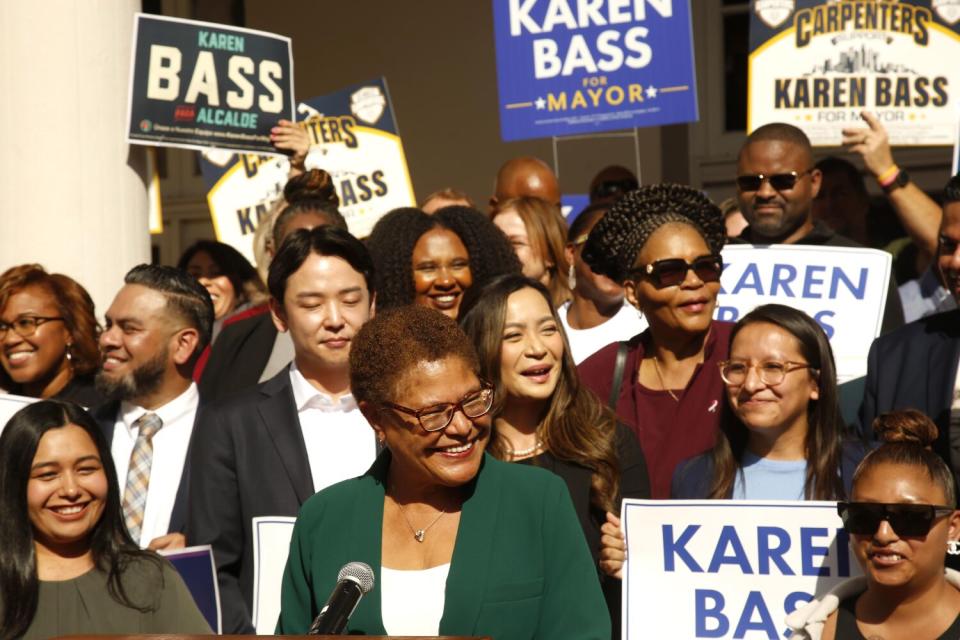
{"left": 92, "top": 401, "right": 193, "bottom": 537}
{"left": 276, "top": 452, "right": 611, "bottom": 639}
{"left": 198, "top": 310, "right": 278, "bottom": 404}
{"left": 858, "top": 308, "right": 960, "bottom": 471}
{"left": 187, "top": 367, "right": 313, "bottom": 635}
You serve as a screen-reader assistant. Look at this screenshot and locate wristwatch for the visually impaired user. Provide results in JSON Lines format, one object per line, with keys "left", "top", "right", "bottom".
{"left": 882, "top": 169, "right": 910, "bottom": 194}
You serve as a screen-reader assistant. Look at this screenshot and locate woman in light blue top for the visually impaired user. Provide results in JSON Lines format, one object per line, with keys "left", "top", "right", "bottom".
{"left": 672, "top": 304, "right": 865, "bottom": 500}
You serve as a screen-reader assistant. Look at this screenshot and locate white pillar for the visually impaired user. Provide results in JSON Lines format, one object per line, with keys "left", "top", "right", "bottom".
{"left": 0, "top": 0, "right": 149, "bottom": 315}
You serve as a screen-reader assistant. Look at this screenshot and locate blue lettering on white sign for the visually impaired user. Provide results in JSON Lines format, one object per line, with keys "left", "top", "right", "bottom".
{"left": 721, "top": 263, "right": 868, "bottom": 300}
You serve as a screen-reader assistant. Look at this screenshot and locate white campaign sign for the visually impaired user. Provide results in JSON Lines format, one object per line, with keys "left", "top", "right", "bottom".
{"left": 251, "top": 516, "right": 296, "bottom": 635}
{"left": 715, "top": 244, "right": 890, "bottom": 383}
{"left": 623, "top": 500, "right": 861, "bottom": 640}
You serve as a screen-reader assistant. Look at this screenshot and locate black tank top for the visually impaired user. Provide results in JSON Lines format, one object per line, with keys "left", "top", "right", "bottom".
{"left": 836, "top": 595, "right": 960, "bottom": 639}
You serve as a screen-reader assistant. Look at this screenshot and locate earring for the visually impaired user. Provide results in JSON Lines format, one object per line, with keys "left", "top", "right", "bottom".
{"left": 567, "top": 264, "right": 576, "bottom": 290}
{"left": 948, "top": 540, "right": 960, "bottom": 556}
{"left": 65, "top": 344, "right": 73, "bottom": 362}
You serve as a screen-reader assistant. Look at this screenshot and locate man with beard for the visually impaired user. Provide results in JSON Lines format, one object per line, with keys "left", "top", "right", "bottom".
{"left": 93, "top": 264, "right": 213, "bottom": 551}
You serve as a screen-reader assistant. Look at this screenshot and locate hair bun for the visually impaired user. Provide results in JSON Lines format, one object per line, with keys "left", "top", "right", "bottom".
{"left": 872, "top": 409, "right": 939, "bottom": 448}
{"left": 284, "top": 168, "right": 339, "bottom": 207}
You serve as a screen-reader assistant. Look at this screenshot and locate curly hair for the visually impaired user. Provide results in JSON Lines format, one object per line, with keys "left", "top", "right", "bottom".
{"left": 366, "top": 206, "right": 521, "bottom": 312}
{"left": 349, "top": 305, "right": 480, "bottom": 407}
{"left": 581, "top": 184, "right": 725, "bottom": 283}
{"left": 0, "top": 265, "right": 101, "bottom": 389}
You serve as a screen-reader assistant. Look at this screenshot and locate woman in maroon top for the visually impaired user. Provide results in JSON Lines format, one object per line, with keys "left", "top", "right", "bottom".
{"left": 578, "top": 184, "right": 731, "bottom": 500}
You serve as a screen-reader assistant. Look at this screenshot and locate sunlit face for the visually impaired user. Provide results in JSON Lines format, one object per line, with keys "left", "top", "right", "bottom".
{"left": 625, "top": 224, "right": 719, "bottom": 337}
{"left": 372, "top": 356, "right": 490, "bottom": 489}
{"left": 566, "top": 212, "right": 623, "bottom": 308}
{"left": 272, "top": 254, "right": 373, "bottom": 373}
{"left": 0, "top": 285, "right": 71, "bottom": 393}
{"left": 185, "top": 250, "right": 237, "bottom": 320}
{"left": 27, "top": 425, "right": 108, "bottom": 557}
{"left": 725, "top": 322, "right": 819, "bottom": 449}
{"left": 937, "top": 202, "right": 960, "bottom": 304}
{"left": 850, "top": 463, "right": 960, "bottom": 591}
{"left": 736, "top": 140, "right": 821, "bottom": 243}
{"left": 411, "top": 228, "right": 473, "bottom": 319}
{"left": 493, "top": 210, "right": 550, "bottom": 285}
{"left": 499, "top": 287, "right": 564, "bottom": 404}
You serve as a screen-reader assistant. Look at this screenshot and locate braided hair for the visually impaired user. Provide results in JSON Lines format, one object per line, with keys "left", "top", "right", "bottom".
{"left": 581, "top": 184, "right": 725, "bottom": 283}
{"left": 366, "top": 206, "right": 521, "bottom": 311}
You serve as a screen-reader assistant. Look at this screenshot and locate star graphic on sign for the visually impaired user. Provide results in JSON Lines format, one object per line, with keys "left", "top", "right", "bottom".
{"left": 645, "top": 86, "right": 658, "bottom": 99}
{"left": 535, "top": 97, "right": 546, "bottom": 110}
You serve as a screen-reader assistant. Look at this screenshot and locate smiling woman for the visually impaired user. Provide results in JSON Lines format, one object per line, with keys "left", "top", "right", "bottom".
{"left": 0, "top": 400, "right": 210, "bottom": 639}
{"left": 276, "top": 305, "right": 610, "bottom": 639}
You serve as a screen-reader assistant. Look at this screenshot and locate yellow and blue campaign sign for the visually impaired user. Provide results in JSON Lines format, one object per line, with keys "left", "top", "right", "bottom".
{"left": 492, "top": 0, "right": 699, "bottom": 141}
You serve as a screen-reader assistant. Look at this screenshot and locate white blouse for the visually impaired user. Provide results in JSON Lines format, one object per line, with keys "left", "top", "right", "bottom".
{"left": 380, "top": 563, "right": 450, "bottom": 636}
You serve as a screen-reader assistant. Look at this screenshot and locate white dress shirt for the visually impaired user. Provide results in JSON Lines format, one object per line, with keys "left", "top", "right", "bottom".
{"left": 381, "top": 563, "right": 450, "bottom": 636}
{"left": 289, "top": 362, "right": 377, "bottom": 493}
{"left": 110, "top": 383, "right": 199, "bottom": 548}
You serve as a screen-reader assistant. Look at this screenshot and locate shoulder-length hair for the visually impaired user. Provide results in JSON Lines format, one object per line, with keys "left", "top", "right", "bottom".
{"left": 0, "top": 265, "right": 101, "bottom": 390}
{"left": 492, "top": 197, "right": 572, "bottom": 308}
{"left": 458, "top": 274, "right": 620, "bottom": 513}
{"left": 176, "top": 239, "right": 267, "bottom": 310}
{"left": 0, "top": 401, "right": 163, "bottom": 639}
{"left": 707, "top": 304, "right": 845, "bottom": 500}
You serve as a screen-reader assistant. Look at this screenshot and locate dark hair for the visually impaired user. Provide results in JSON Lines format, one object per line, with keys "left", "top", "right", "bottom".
{"left": 853, "top": 410, "right": 957, "bottom": 506}
{"left": 350, "top": 305, "right": 480, "bottom": 407}
{"left": 273, "top": 169, "right": 347, "bottom": 248}
{"left": 124, "top": 264, "right": 214, "bottom": 356}
{"left": 815, "top": 156, "right": 868, "bottom": 196}
{"left": 366, "top": 206, "right": 522, "bottom": 312}
{"left": 0, "top": 401, "right": 164, "bottom": 639}
{"left": 742, "top": 122, "right": 814, "bottom": 158}
{"left": 0, "top": 265, "right": 101, "bottom": 390}
{"left": 458, "top": 274, "right": 621, "bottom": 513}
{"left": 267, "top": 226, "right": 375, "bottom": 303}
{"left": 707, "top": 304, "right": 846, "bottom": 500}
{"left": 176, "top": 240, "right": 266, "bottom": 311}
{"left": 568, "top": 203, "right": 609, "bottom": 242}
{"left": 944, "top": 173, "right": 960, "bottom": 205}
{"left": 582, "top": 184, "right": 725, "bottom": 283}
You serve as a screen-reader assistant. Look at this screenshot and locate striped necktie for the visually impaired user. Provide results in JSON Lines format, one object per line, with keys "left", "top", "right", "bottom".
{"left": 121, "top": 412, "right": 163, "bottom": 544}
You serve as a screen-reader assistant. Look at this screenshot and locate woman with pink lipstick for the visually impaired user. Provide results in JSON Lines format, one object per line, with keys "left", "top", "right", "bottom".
{"left": 786, "top": 410, "right": 960, "bottom": 640}
{"left": 458, "top": 274, "right": 648, "bottom": 636}
{"left": 578, "top": 184, "right": 732, "bottom": 499}
{"left": 0, "top": 400, "right": 209, "bottom": 639}
{"left": 367, "top": 206, "right": 521, "bottom": 319}
{"left": 0, "top": 265, "right": 104, "bottom": 407}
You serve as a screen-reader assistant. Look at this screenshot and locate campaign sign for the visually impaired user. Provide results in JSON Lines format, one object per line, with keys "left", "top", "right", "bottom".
{"left": 159, "top": 545, "right": 221, "bottom": 634}
{"left": 716, "top": 245, "right": 890, "bottom": 383}
{"left": 492, "top": 0, "right": 699, "bottom": 141}
{"left": 748, "top": 1, "right": 960, "bottom": 146}
{"left": 201, "top": 78, "right": 415, "bottom": 261}
{"left": 623, "top": 500, "right": 860, "bottom": 640}
{"left": 127, "top": 14, "right": 293, "bottom": 154}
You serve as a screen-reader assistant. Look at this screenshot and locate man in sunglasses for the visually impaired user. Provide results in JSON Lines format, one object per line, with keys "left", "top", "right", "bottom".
{"left": 734, "top": 122, "right": 904, "bottom": 334}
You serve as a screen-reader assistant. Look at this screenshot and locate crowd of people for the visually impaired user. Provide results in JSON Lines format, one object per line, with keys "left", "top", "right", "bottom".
{"left": 2, "top": 110, "right": 960, "bottom": 640}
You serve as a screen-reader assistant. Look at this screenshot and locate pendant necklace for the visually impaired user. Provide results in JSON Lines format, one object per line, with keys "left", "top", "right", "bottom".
{"left": 396, "top": 501, "right": 446, "bottom": 543}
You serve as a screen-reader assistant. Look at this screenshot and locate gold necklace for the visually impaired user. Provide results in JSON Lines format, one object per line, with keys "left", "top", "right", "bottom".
{"left": 395, "top": 501, "right": 446, "bottom": 543}
{"left": 651, "top": 356, "right": 680, "bottom": 402}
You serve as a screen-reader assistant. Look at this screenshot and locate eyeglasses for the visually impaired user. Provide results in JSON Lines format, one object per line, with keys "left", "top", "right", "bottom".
{"left": 838, "top": 501, "right": 956, "bottom": 537}
{"left": 0, "top": 316, "right": 65, "bottom": 339}
{"left": 629, "top": 254, "right": 723, "bottom": 289}
{"left": 718, "top": 360, "right": 818, "bottom": 386}
{"left": 383, "top": 383, "right": 495, "bottom": 432}
{"left": 735, "top": 169, "right": 813, "bottom": 192}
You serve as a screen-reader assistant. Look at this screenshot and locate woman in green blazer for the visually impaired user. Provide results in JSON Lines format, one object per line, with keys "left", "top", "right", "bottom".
{"left": 276, "top": 305, "right": 610, "bottom": 639}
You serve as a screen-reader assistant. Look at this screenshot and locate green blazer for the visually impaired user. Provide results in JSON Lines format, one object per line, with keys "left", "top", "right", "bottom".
{"left": 277, "top": 452, "right": 611, "bottom": 639}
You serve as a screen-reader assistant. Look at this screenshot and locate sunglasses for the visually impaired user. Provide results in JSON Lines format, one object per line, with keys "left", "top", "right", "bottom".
{"left": 837, "top": 501, "right": 955, "bottom": 537}
{"left": 630, "top": 254, "right": 723, "bottom": 288}
{"left": 735, "top": 169, "right": 812, "bottom": 192}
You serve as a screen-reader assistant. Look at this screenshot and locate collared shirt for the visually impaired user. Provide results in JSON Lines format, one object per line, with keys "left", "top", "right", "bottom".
{"left": 899, "top": 266, "right": 957, "bottom": 323}
{"left": 289, "top": 362, "right": 377, "bottom": 493}
{"left": 111, "top": 383, "right": 199, "bottom": 548}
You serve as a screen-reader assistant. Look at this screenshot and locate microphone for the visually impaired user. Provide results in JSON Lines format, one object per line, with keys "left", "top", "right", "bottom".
{"left": 307, "top": 561, "right": 375, "bottom": 635}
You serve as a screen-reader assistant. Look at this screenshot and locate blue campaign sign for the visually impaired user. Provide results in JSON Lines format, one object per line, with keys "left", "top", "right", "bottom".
{"left": 492, "top": 0, "right": 699, "bottom": 141}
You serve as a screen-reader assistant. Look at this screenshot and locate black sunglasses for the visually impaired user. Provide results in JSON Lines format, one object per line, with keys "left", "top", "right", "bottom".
{"left": 735, "top": 169, "right": 812, "bottom": 192}
{"left": 630, "top": 254, "right": 723, "bottom": 289}
{"left": 838, "top": 501, "right": 955, "bottom": 537}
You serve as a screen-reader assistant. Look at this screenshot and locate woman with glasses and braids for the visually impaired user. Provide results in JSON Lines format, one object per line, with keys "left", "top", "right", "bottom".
{"left": 786, "top": 410, "right": 960, "bottom": 640}
{"left": 0, "top": 265, "right": 103, "bottom": 407}
{"left": 578, "top": 184, "right": 731, "bottom": 500}
{"left": 671, "top": 304, "right": 864, "bottom": 501}
{"left": 277, "top": 305, "right": 609, "bottom": 639}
